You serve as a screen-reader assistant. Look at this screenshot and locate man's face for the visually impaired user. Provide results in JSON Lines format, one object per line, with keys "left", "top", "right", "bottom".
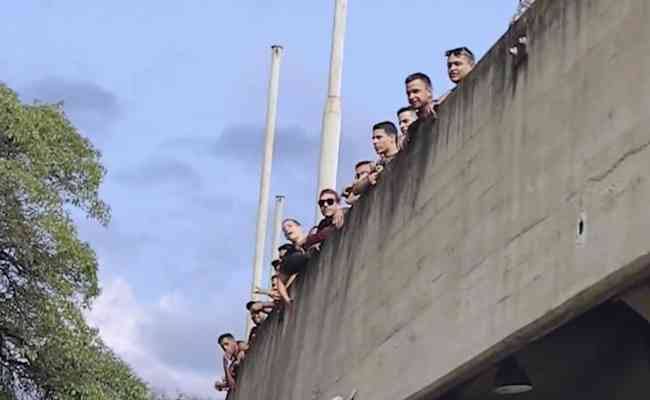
{"left": 220, "top": 337, "right": 238, "bottom": 357}
{"left": 318, "top": 193, "right": 338, "bottom": 218}
{"left": 372, "top": 129, "right": 397, "bottom": 157}
{"left": 252, "top": 312, "right": 267, "bottom": 325}
{"left": 447, "top": 54, "right": 474, "bottom": 84}
{"left": 354, "top": 163, "right": 372, "bottom": 181}
{"left": 406, "top": 79, "right": 433, "bottom": 110}
{"left": 398, "top": 111, "right": 417, "bottom": 135}
{"left": 282, "top": 221, "right": 303, "bottom": 243}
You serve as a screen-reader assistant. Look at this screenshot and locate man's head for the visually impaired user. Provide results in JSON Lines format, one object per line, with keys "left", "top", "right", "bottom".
{"left": 318, "top": 188, "right": 340, "bottom": 218}
{"left": 372, "top": 121, "right": 399, "bottom": 158}
{"left": 354, "top": 160, "right": 373, "bottom": 181}
{"left": 278, "top": 243, "right": 294, "bottom": 258}
{"left": 405, "top": 73, "right": 433, "bottom": 113}
{"left": 282, "top": 218, "right": 304, "bottom": 244}
{"left": 252, "top": 311, "right": 267, "bottom": 325}
{"left": 271, "top": 275, "right": 279, "bottom": 288}
{"left": 218, "top": 333, "right": 238, "bottom": 356}
{"left": 396, "top": 106, "right": 418, "bottom": 136}
{"left": 245, "top": 301, "right": 257, "bottom": 312}
{"left": 445, "top": 47, "right": 475, "bottom": 84}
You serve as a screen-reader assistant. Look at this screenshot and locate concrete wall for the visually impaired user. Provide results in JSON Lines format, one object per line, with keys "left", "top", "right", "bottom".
{"left": 232, "top": 0, "right": 650, "bottom": 399}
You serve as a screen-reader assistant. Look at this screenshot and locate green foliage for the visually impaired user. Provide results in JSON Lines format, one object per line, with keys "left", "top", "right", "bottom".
{"left": 0, "top": 83, "right": 148, "bottom": 399}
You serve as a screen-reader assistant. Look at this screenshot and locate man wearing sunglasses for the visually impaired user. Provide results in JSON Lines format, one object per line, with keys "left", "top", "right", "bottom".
{"left": 437, "top": 47, "right": 476, "bottom": 106}
{"left": 302, "top": 189, "right": 342, "bottom": 249}
{"left": 273, "top": 204, "right": 343, "bottom": 307}
{"left": 446, "top": 47, "right": 475, "bottom": 85}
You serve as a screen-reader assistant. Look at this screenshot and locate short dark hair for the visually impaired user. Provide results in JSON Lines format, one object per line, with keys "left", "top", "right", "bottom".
{"left": 372, "top": 121, "right": 398, "bottom": 138}
{"left": 282, "top": 218, "right": 301, "bottom": 227}
{"left": 397, "top": 106, "right": 416, "bottom": 117}
{"left": 218, "top": 333, "right": 235, "bottom": 346}
{"left": 245, "top": 301, "right": 256, "bottom": 311}
{"left": 278, "top": 243, "right": 294, "bottom": 253}
{"left": 445, "top": 47, "right": 476, "bottom": 64}
{"left": 355, "top": 160, "right": 373, "bottom": 170}
{"left": 319, "top": 188, "right": 340, "bottom": 203}
{"left": 405, "top": 72, "right": 432, "bottom": 89}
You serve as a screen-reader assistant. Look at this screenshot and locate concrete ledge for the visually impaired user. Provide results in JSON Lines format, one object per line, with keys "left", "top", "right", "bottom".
{"left": 231, "top": 0, "right": 650, "bottom": 399}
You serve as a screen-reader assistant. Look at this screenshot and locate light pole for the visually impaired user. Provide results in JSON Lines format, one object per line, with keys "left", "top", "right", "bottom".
{"left": 248, "top": 45, "right": 283, "bottom": 334}
{"left": 315, "top": 0, "right": 348, "bottom": 219}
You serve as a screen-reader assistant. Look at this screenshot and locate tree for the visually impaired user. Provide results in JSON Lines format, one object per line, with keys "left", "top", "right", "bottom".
{"left": 0, "top": 83, "right": 149, "bottom": 399}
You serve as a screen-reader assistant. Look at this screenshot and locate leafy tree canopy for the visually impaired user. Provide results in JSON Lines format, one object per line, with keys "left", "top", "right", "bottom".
{"left": 0, "top": 83, "right": 149, "bottom": 399}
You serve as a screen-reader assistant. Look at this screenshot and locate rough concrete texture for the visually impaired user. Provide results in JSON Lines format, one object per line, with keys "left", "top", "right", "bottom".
{"left": 231, "top": 0, "right": 650, "bottom": 399}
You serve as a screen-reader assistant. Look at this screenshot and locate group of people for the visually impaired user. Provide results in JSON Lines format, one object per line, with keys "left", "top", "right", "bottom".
{"left": 215, "top": 45, "right": 478, "bottom": 394}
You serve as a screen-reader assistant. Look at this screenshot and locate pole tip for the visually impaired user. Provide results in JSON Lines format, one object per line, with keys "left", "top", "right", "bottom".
{"left": 275, "top": 195, "right": 285, "bottom": 199}
{"left": 271, "top": 44, "right": 284, "bottom": 50}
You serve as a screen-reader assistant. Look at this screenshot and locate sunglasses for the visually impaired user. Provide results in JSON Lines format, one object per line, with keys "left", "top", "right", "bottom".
{"left": 445, "top": 47, "right": 474, "bottom": 58}
{"left": 318, "top": 198, "right": 336, "bottom": 207}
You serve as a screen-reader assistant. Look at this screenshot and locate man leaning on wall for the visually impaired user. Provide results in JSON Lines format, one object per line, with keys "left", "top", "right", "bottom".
{"left": 436, "top": 46, "right": 476, "bottom": 106}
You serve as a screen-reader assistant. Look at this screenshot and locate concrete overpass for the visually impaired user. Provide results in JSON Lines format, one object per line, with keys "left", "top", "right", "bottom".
{"left": 231, "top": 0, "right": 650, "bottom": 398}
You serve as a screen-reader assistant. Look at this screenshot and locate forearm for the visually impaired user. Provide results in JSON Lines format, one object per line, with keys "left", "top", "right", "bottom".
{"left": 302, "top": 226, "right": 335, "bottom": 248}
{"left": 352, "top": 176, "right": 371, "bottom": 195}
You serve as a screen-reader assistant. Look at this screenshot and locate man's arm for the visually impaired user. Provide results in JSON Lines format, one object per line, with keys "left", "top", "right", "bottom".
{"left": 352, "top": 174, "right": 372, "bottom": 195}
{"left": 352, "top": 166, "right": 383, "bottom": 195}
{"left": 224, "top": 357, "right": 237, "bottom": 391}
{"left": 302, "top": 225, "right": 337, "bottom": 249}
{"left": 286, "top": 274, "right": 297, "bottom": 288}
{"left": 332, "top": 207, "right": 345, "bottom": 228}
{"left": 254, "top": 287, "right": 273, "bottom": 297}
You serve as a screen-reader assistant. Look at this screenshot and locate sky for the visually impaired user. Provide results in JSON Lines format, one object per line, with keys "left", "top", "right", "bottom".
{"left": 1, "top": 1, "right": 516, "bottom": 398}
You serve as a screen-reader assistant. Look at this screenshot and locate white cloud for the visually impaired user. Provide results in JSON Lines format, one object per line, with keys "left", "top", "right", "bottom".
{"left": 87, "top": 278, "right": 225, "bottom": 399}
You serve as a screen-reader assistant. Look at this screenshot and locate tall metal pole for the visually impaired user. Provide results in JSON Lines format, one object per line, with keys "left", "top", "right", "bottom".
{"left": 269, "top": 195, "right": 285, "bottom": 280}
{"left": 315, "top": 0, "right": 348, "bottom": 219}
{"left": 248, "top": 45, "right": 283, "bottom": 334}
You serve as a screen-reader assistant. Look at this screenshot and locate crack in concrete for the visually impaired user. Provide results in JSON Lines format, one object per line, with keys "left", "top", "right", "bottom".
{"left": 504, "top": 215, "right": 549, "bottom": 249}
{"left": 588, "top": 140, "right": 650, "bottom": 182}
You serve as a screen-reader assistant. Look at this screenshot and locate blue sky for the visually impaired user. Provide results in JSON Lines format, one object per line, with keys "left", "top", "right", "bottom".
{"left": 1, "top": 1, "right": 515, "bottom": 397}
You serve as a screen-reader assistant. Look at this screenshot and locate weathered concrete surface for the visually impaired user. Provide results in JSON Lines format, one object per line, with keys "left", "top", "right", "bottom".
{"left": 232, "top": 0, "right": 650, "bottom": 399}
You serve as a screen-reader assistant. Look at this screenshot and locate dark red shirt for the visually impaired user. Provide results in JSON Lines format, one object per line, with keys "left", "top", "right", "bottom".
{"left": 302, "top": 217, "right": 336, "bottom": 249}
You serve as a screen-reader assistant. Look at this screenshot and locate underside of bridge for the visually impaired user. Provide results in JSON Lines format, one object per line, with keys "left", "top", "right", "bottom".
{"left": 441, "top": 298, "right": 650, "bottom": 400}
